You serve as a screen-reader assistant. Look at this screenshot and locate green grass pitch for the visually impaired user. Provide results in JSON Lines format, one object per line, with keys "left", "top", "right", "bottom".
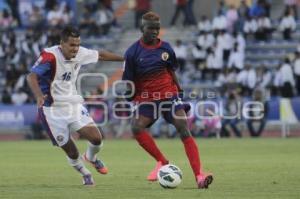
{"left": 0, "top": 138, "right": 299, "bottom": 199}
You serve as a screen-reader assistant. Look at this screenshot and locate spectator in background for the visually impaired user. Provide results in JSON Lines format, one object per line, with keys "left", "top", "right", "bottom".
{"left": 197, "top": 31, "right": 215, "bottom": 50}
{"left": 212, "top": 10, "right": 227, "bottom": 33}
{"left": 28, "top": 5, "right": 44, "bottom": 29}
{"left": 0, "top": 9, "right": 17, "bottom": 29}
{"left": 221, "top": 90, "right": 242, "bottom": 137}
{"left": 197, "top": 15, "right": 212, "bottom": 33}
{"left": 284, "top": 0, "right": 298, "bottom": 19}
{"left": 217, "top": 30, "right": 233, "bottom": 64}
{"left": 243, "top": 16, "right": 258, "bottom": 39}
{"left": 255, "top": 14, "right": 272, "bottom": 41}
{"left": 271, "top": 64, "right": 282, "bottom": 96}
{"left": 237, "top": 0, "right": 250, "bottom": 32}
{"left": 279, "top": 7, "right": 296, "bottom": 40}
{"left": 79, "top": 5, "right": 97, "bottom": 35}
{"left": 6, "top": 0, "right": 21, "bottom": 26}
{"left": 134, "top": 0, "right": 151, "bottom": 29}
{"left": 94, "top": 3, "right": 114, "bottom": 35}
{"left": 47, "top": 4, "right": 64, "bottom": 26}
{"left": 226, "top": 4, "right": 238, "bottom": 33}
{"left": 191, "top": 44, "right": 206, "bottom": 72}
{"left": 249, "top": 0, "right": 266, "bottom": 18}
{"left": 246, "top": 88, "right": 268, "bottom": 137}
{"left": 61, "top": 4, "right": 74, "bottom": 25}
{"left": 228, "top": 43, "right": 244, "bottom": 72}
{"left": 170, "top": 0, "right": 188, "bottom": 26}
{"left": 217, "top": 0, "right": 228, "bottom": 16}
{"left": 280, "top": 57, "right": 295, "bottom": 98}
{"left": 11, "top": 88, "right": 28, "bottom": 105}
{"left": 44, "top": 0, "right": 57, "bottom": 11}
{"left": 1, "top": 89, "right": 12, "bottom": 104}
{"left": 173, "top": 40, "right": 188, "bottom": 72}
{"left": 184, "top": 0, "right": 197, "bottom": 26}
{"left": 293, "top": 52, "right": 300, "bottom": 95}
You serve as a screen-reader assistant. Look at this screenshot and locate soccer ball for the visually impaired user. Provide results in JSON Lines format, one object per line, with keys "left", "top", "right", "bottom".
{"left": 157, "top": 164, "right": 182, "bottom": 188}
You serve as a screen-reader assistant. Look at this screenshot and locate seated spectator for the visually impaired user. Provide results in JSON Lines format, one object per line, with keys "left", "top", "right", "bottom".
{"left": 197, "top": 15, "right": 212, "bottom": 33}
{"left": 280, "top": 58, "right": 295, "bottom": 98}
{"left": 191, "top": 44, "right": 206, "bottom": 71}
{"left": 212, "top": 10, "right": 227, "bottom": 33}
{"left": 206, "top": 46, "right": 223, "bottom": 80}
{"left": 28, "top": 5, "right": 44, "bottom": 28}
{"left": 11, "top": 88, "right": 28, "bottom": 105}
{"left": 243, "top": 16, "right": 258, "bottom": 39}
{"left": 255, "top": 65, "right": 272, "bottom": 91}
{"left": 61, "top": 4, "right": 74, "bottom": 25}
{"left": 93, "top": 4, "right": 114, "bottom": 35}
{"left": 47, "top": 4, "right": 64, "bottom": 26}
{"left": 228, "top": 43, "right": 244, "bottom": 71}
{"left": 173, "top": 40, "right": 188, "bottom": 71}
{"left": 79, "top": 5, "right": 97, "bottom": 35}
{"left": 0, "top": 9, "right": 17, "bottom": 29}
{"left": 255, "top": 14, "right": 272, "bottom": 41}
{"left": 279, "top": 8, "right": 296, "bottom": 40}
{"left": 293, "top": 52, "right": 300, "bottom": 95}
{"left": 271, "top": 64, "right": 282, "bottom": 96}
{"left": 249, "top": 0, "right": 266, "bottom": 18}
{"left": 221, "top": 90, "right": 243, "bottom": 137}
{"left": 246, "top": 88, "right": 268, "bottom": 137}
{"left": 217, "top": 30, "right": 233, "bottom": 64}
{"left": 197, "top": 31, "right": 215, "bottom": 50}
{"left": 232, "top": 31, "right": 246, "bottom": 52}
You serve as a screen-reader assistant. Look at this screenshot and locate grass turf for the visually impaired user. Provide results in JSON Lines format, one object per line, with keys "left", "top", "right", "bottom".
{"left": 0, "top": 138, "right": 299, "bottom": 199}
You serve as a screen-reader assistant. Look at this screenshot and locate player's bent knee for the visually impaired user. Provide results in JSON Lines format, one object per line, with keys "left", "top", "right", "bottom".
{"left": 131, "top": 125, "right": 144, "bottom": 135}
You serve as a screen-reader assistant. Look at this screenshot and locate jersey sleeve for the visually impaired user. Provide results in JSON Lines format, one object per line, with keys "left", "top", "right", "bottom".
{"left": 122, "top": 51, "right": 135, "bottom": 81}
{"left": 167, "top": 45, "right": 179, "bottom": 71}
{"left": 30, "top": 51, "right": 55, "bottom": 76}
{"left": 79, "top": 47, "right": 99, "bottom": 65}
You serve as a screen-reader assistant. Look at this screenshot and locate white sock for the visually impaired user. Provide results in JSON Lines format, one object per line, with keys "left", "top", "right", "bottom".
{"left": 67, "top": 156, "right": 91, "bottom": 176}
{"left": 86, "top": 142, "right": 103, "bottom": 162}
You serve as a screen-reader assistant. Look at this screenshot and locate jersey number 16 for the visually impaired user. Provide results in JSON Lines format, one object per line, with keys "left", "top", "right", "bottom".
{"left": 62, "top": 72, "right": 71, "bottom": 81}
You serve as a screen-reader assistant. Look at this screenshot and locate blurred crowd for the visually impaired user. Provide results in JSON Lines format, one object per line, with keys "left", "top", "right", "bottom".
{"left": 0, "top": 0, "right": 119, "bottom": 105}
{"left": 172, "top": 0, "right": 300, "bottom": 100}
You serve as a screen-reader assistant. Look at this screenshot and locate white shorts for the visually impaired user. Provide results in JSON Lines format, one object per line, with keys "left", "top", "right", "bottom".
{"left": 38, "top": 104, "right": 94, "bottom": 146}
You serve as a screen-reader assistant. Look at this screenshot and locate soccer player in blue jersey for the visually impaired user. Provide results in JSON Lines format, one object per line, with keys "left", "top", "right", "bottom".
{"left": 27, "top": 26, "right": 124, "bottom": 186}
{"left": 122, "top": 11, "right": 213, "bottom": 189}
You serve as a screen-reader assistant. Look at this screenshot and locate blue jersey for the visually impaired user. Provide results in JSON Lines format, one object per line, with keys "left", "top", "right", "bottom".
{"left": 122, "top": 39, "right": 179, "bottom": 102}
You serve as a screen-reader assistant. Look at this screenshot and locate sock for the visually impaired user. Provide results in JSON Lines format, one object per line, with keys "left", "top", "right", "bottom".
{"left": 182, "top": 136, "right": 202, "bottom": 177}
{"left": 86, "top": 142, "right": 102, "bottom": 162}
{"left": 134, "top": 130, "right": 168, "bottom": 165}
{"left": 67, "top": 156, "right": 91, "bottom": 176}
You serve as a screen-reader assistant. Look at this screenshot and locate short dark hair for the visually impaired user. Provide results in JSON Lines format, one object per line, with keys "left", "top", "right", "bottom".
{"left": 142, "top": 11, "right": 160, "bottom": 21}
{"left": 60, "top": 26, "right": 80, "bottom": 42}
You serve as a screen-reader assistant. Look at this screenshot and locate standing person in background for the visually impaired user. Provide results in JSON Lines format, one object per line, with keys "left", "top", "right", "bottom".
{"left": 170, "top": 0, "right": 189, "bottom": 26}
{"left": 27, "top": 26, "right": 124, "bottom": 186}
{"left": 123, "top": 11, "right": 213, "bottom": 189}
{"left": 134, "top": 0, "right": 152, "bottom": 29}
{"left": 184, "top": 0, "right": 197, "bottom": 26}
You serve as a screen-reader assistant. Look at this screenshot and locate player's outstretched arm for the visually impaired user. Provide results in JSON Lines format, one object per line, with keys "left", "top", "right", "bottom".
{"left": 27, "top": 73, "right": 47, "bottom": 108}
{"left": 98, "top": 50, "right": 124, "bottom": 61}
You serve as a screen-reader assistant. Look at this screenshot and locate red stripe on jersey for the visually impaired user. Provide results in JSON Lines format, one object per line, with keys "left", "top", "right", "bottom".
{"left": 40, "top": 51, "right": 56, "bottom": 105}
{"left": 139, "top": 39, "right": 162, "bottom": 49}
{"left": 134, "top": 68, "right": 178, "bottom": 102}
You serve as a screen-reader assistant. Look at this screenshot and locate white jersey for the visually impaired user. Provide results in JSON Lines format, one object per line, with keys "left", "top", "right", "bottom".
{"left": 31, "top": 45, "right": 98, "bottom": 106}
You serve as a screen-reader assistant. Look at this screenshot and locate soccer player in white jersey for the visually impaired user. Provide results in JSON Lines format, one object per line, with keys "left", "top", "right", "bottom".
{"left": 27, "top": 26, "right": 124, "bottom": 186}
